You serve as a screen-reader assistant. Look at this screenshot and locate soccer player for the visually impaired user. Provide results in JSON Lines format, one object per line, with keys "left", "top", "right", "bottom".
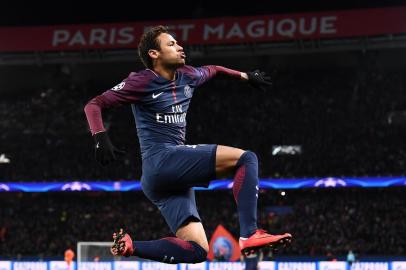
{"left": 84, "top": 25, "right": 292, "bottom": 264}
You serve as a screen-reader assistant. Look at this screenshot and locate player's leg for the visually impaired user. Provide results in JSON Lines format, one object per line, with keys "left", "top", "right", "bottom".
{"left": 112, "top": 188, "right": 208, "bottom": 264}
{"left": 215, "top": 145, "right": 245, "bottom": 178}
{"left": 111, "top": 225, "right": 208, "bottom": 264}
{"left": 176, "top": 219, "right": 209, "bottom": 252}
{"left": 215, "top": 145, "right": 292, "bottom": 254}
{"left": 216, "top": 145, "right": 258, "bottom": 238}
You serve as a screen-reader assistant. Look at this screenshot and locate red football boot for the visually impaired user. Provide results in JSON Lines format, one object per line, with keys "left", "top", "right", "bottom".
{"left": 239, "top": 230, "right": 292, "bottom": 256}
{"left": 110, "top": 228, "right": 134, "bottom": 257}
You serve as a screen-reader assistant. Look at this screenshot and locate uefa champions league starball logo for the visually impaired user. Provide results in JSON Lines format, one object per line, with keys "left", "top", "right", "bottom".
{"left": 61, "top": 181, "right": 91, "bottom": 191}
{"left": 213, "top": 237, "right": 233, "bottom": 261}
{"left": 314, "top": 177, "right": 347, "bottom": 187}
{"left": 184, "top": 85, "right": 193, "bottom": 98}
{"left": 111, "top": 82, "right": 125, "bottom": 91}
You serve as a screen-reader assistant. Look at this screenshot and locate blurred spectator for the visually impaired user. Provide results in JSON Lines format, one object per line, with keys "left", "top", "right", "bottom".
{"left": 64, "top": 248, "right": 74, "bottom": 267}
{"left": 347, "top": 250, "right": 356, "bottom": 266}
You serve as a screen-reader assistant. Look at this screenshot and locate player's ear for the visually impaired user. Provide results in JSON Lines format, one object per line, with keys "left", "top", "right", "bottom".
{"left": 148, "top": 49, "right": 159, "bottom": 60}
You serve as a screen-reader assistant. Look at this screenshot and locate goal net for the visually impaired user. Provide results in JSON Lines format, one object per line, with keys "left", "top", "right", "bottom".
{"left": 77, "top": 242, "right": 140, "bottom": 270}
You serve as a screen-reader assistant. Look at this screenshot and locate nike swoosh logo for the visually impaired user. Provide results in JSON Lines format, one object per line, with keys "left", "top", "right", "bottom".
{"left": 152, "top": 92, "right": 163, "bottom": 99}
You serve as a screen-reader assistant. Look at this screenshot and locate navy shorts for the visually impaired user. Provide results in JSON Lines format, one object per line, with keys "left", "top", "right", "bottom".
{"left": 141, "top": 143, "right": 217, "bottom": 233}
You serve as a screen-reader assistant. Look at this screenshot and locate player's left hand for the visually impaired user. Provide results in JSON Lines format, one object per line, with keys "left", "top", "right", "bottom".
{"left": 246, "top": 70, "right": 272, "bottom": 91}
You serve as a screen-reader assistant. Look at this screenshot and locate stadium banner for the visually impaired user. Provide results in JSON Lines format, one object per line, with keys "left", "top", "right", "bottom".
{"left": 1, "top": 176, "right": 406, "bottom": 192}
{"left": 12, "top": 261, "right": 48, "bottom": 270}
{"left": 0, "top": 261, "right": 404, "bottom": 270}
{"left": 392, "top": 262, "right": 406, "bottom": 270}
{"left": 113, "top": 261, "right": 140, "bottom": 270}
{"left": 0, "top": 6, "right": 406, "bottom": 52}
{"left": 49, "top": 261, "right": 76, "bottom": 270}
{"left": 319, "top": 261, "right": 347, "bottom": 270}
{"left": 0, "top": 261, "right": 11, "bottom": 270}
{"left": 278, "top": 262, "right": 317, "bottom": 270}
{"left": 207, "top": 225, "right": 240, "bottom": 262}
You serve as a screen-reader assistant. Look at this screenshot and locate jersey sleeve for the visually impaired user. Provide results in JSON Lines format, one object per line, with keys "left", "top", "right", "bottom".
{"left": 180, "top": 65, "right": 242, "bottom": 87}
{"left": 84, "top": 74, "right": 149, "bottom": 135}
{"left": 101, "top": 76, "right": 146, "bottom": 106}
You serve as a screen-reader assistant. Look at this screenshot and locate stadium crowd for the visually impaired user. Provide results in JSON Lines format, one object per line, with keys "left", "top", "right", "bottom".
{"left": 0, "top": 188, "right": 405, "bottom": 258}
{"left": 1, "top": 60, "right": 405, "bottom": 259}
{"left": 0, "top": 64, "right": 405, "bottom": 181}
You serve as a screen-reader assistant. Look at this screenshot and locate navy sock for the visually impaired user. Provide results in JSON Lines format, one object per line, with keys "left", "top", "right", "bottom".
{"left": 233, "top": 151, "right": 259, "bottom": 238}
{"left": 132, "top": 238, "right": 207, "bottom": 264}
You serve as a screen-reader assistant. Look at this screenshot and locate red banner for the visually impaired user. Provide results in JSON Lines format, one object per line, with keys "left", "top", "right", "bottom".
{"left": 1, "top": 6, "right": 406, "bottom": 52}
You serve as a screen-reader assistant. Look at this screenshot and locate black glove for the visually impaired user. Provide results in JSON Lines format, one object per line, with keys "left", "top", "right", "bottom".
{"left": 94, "top": 131, "right": 126, "bottom": 166}
{"left": 247, "top": 69, "right": 272, "bottom": 91}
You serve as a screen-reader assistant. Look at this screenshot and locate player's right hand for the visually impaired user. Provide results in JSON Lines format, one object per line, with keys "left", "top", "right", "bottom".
{"left": 93, "top": 131, "right": 126, "bottom": 166}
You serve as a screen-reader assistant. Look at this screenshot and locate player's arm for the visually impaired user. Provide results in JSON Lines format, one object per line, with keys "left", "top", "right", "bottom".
{"left": 84, "top": 79, "right": 143, "bottom": 166}
{"left": 193, "top": 65, "right": 272, "bottom": 91}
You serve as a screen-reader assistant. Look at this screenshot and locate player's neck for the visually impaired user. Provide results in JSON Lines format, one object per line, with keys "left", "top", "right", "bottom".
{"left": 153, "top": 66, "right": 176, "bottom": 81}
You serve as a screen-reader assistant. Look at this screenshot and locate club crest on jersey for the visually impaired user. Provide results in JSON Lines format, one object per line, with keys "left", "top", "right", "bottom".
{"left": 111, "top": 82, "right": 125, "bottom": 91}
{"left": 184, "top": 85, "right": 193, "bottom": 98}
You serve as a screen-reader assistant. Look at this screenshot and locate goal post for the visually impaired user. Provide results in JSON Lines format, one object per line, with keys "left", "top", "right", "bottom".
{"left": 77, "top": 242, "right": 115, "bottom": 263}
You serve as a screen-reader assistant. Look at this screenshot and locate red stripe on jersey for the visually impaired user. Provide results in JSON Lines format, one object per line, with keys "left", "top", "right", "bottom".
{"left": 171, "top": 82, "right": 177, "bottom": 102}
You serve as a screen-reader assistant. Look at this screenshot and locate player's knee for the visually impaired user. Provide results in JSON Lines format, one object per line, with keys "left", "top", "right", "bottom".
{"left": 239, "top": 150, "right": 258, "bottom": 166}
{"left": 190, "top": 241, "right": 208, "bottom": 263}
{"left": 200, "top": 242, "right": 209, "bottom": 254}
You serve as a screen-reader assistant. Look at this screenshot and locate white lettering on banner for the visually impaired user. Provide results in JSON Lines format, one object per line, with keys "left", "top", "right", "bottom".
{"left": 320, "top": 16, "right": 337, "bottom": 34}
{"left": 109, "top": 28, "right": 116, "bottom": 44}
{"left": 352, "top": 262, "right": 388, "bottom": 270}
{"left": 209, "top": 262, "right": 245, "bottom": 270}
{"left": 52, "top": 30, "right": 70, "bottom": 46}
{"left": 78, "top": 262, "right": 112, "bottom": 270}
{"left": 319, "top": 261, "right": 347, "bottom": 270}
{"left": 177, "top": 24, "right": 195, "bottom": 41}
{"left": 204, "top": 16, "right": 337, "bottom": 40}
{"left": 278, "top": 262, "right": 317, "bottom": 270}
{"left": 117, "top": 27, "right": 135, "bottom": 44}
{"left": 89, "top": 28, "right": 107, "bottom": 45}
{"left": 114, "top": 261, "right": 139, "bottom": 270}
{"left": 141, "top": 262, "right": 177, "bottom": 270}
{"left": 226, "top": 23, "right": 245, "bottom": 39}
{"left": 259, "top": 261, "right": 276, "bottom": 270}
{"left": 276, "top": 18, "right": 296, "bottom": 37}
{"left": 247, "top": 20, "right": 265, "bottom": 38}
{"left": 299, "top": 17, "right": 317, "bottom": 35}
{"left": 49, "top": 261, "right": 76, "bottom": 270}
{"left": 203, "top": 24, "right": 224, "bottom": 40}
{"left": 392, "top": 262, "right": 406, "bottom": 270}
{"left": 179, "top": 262, "right": 206, "bottom": 270}
{"left": 52, "top": 27, "right": 134, "bottom": 47}
{"left": 0, "top": 261, "right": 11, "bottom": 270}
{"left": 144, "top": 24, "right": 195, "bottom": 41}
{"left": 69, "top": 31, "right": 87, "bottom": 46}
{"left": 13, "top": 262, "right": 47, "bottom": 270}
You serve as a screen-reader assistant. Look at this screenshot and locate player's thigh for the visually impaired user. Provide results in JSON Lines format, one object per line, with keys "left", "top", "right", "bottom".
{"left": 216, "top": 145, "right": 245, "bottom": 178}
{"left": 152, "top": 144, "right": 217, "bottom": 188}
{"left": 176, "top": 220, "right": 209, "bottom": 252}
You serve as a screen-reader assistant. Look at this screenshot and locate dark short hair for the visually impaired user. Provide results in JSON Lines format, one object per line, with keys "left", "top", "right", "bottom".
{"left": 138, "top": 25, "right": 169, "bottom": 69}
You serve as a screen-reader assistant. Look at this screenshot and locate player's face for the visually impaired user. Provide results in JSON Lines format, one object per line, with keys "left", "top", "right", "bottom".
{"left": 154, "top": 33, "right": 186, "bottom": 69}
